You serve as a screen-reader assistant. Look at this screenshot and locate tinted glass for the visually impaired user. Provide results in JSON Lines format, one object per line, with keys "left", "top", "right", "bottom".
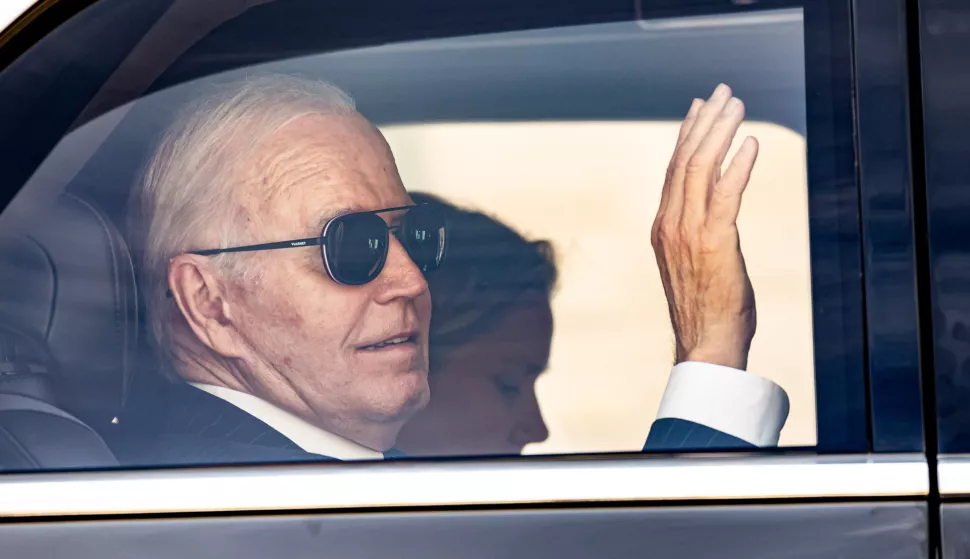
{"left": 400, "top": 205, "right": 446, "bottom": 273}
{"left": 0, "top": 0, "right": 865, "bottom": 471}
{"left": 327, "top": 212, "right": 389, "bottom": 285}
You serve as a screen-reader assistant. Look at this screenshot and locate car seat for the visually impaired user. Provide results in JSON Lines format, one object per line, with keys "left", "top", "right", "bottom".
{"left": 0, "top": 193, "right": 140, "bottom": 470}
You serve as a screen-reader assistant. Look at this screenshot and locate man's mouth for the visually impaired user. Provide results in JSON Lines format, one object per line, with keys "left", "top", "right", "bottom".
{"left": 358, "top": 333, "right": 417, "bottom": 351}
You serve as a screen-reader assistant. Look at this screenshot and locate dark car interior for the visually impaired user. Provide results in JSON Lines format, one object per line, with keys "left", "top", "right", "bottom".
{"left": 0, "top": 193, "right": 134, "bottom": 469}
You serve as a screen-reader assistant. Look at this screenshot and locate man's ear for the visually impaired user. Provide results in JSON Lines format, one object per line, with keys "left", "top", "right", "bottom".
{"left": 167, "top": 254, "right": 246, "bottom": 359}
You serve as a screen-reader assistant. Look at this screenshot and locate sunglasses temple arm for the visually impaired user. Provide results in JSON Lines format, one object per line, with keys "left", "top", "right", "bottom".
{"left": 190, "top": 236, "right": 324, "bottom": 256}
{"left": 188, "top": 203, "right": 430, "bottom": 256}
{"left": 165, "top": 237, "right": 325, "bottom": 299}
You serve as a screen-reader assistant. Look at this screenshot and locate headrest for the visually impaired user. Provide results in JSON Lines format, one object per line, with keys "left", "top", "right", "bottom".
{"left": 0, "top": 193, "right": 138, "bottom": 427}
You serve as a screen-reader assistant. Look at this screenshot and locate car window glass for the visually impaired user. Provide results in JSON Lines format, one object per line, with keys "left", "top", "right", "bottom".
{"left": 0, "top": 0, "right": 864, "bottom": 471}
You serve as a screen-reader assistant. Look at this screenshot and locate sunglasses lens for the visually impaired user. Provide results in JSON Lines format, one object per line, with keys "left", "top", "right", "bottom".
{"left": 402, "top": 204, "right": 447, "bottom": 273}
{"left": 325, "top": 213, "right": 388, "bottom": 285}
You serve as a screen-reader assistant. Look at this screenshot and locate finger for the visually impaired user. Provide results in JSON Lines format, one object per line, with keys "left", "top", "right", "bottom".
{"left": 676, "top": 98, "right": 703, "bottom": 147}
{"left": 714, "top": 98, "right": 745, "bottom": 181}
{"left": 666, "top": 84, "right": 733, "bottom": 218}
{"left": 662, "top": 98, "right": 703, "bottom": 195}
{"left": 656, "top": 98, "right": 703, "bottom": 235}
{"left": 683, "top": 97, "right": 745, "bottom": 214}
{"left": 678, "top": 84, "right": 733, "bottom": 163}
{"left": 710, "top": 136, "right": 759, "bottom": 224}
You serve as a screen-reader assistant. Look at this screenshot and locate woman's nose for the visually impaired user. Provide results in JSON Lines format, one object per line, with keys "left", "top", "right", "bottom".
{"left": 511, "top": 418, "right": 549, "bottom": 447}
{"left": 511, "top": 394, "right": 549, "bottom": 447}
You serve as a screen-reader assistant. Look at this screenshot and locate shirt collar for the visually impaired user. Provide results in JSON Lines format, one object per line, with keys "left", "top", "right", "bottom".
{"left": 189, "top": 383, "right": 384, "bottom": 461}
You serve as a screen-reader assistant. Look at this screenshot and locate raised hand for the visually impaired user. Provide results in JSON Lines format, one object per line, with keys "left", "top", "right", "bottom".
{"left": 651, "top": 84, "right": 760, "bottom": 370}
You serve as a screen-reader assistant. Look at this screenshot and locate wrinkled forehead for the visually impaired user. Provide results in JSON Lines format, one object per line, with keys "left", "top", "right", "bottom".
{"left": 238, "top": 112, "right": 410, "bottom": 233}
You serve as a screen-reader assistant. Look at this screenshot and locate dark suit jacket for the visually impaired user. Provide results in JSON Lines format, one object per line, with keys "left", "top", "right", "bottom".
{"left": 114, "top": 378, "right": 328, "bottom": 466}
{"left": 643, "top": 418, "right": 751, "bottom": 450}
{"left": 113, "top": 379, "right": 753, "bottom": 467}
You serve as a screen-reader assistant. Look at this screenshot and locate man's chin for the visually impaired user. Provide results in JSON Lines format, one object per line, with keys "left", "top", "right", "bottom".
{"left": 404, "top": 377, "right": 431, "bottom": 415}
{"left": 361, "top": 389, "right": 429, "bottom": 451}
{"left": 363, "top": 371, "right": 430, "bottom": 423}
{"left": 389, "top": 375, "right": 431, "bottom": 421}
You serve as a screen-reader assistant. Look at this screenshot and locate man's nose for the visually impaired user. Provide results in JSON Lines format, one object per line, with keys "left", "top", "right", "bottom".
{"left": 373, "top": 235, "right": 429, "bottom": 303}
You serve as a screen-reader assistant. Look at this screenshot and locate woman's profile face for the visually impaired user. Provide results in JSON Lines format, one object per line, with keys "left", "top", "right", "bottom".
{"left": 395, "top": 294, "right": 553, "bottom": 457}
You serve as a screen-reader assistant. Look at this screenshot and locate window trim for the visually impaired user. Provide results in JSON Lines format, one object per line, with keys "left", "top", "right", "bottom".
{"left": 0, "top": 0, "right": 99, "bottom": 72}
{"left": 852, "top": 0, "right": 925, "bottom": 452}
{"left": 0, "top": 454, "right": 929, "bottom": 518}
{"left": 937, "top": 456, "right": 970, "bottom": 497}
{"left": 800, "top": 0, "right": 869, "bottom": 451}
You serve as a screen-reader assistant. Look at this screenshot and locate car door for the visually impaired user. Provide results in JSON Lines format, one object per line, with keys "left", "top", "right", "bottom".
{"left": 0, "top": 0, "right": 931, "bottom": 557}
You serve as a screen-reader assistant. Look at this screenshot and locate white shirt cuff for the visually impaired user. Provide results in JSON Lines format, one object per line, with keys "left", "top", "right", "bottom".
{"left": 655, "top": 361, "right": 790, "bottom": 446}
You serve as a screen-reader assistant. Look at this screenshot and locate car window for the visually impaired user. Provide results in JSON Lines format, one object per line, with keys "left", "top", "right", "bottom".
{"left": 0, "top": 0, "right": 865, "bottom": 473}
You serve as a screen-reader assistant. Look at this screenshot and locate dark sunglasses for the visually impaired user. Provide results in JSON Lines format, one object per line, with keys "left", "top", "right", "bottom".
{"left": 189, "top": 204, "right": 447, "bottom": 286}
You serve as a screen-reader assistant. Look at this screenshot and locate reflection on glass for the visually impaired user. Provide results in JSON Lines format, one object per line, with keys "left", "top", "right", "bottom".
{"left": 396, "top": 193, "right": 558, "bottom": 457}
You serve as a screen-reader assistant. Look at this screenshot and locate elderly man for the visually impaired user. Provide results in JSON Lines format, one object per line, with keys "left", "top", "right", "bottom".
{"left": 117, "top": 75, "right": 787, "bottom": 465}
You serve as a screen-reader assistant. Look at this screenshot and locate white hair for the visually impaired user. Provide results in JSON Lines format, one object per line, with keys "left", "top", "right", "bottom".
{"left": 131, "top": 74, "right": 357, "bottom": 365}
